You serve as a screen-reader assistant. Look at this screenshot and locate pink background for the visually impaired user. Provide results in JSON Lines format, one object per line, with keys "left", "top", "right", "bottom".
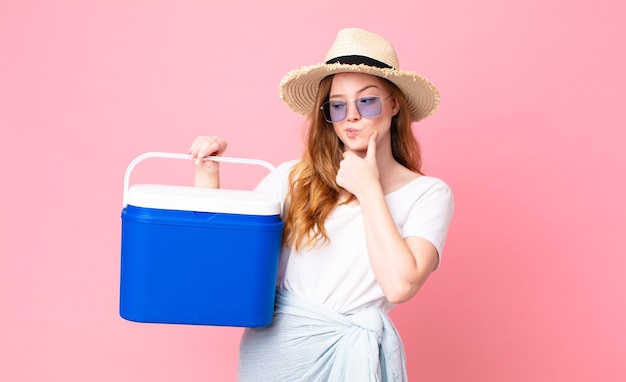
{"left": 1, "top": 0, "right": 625, "bottom": 381}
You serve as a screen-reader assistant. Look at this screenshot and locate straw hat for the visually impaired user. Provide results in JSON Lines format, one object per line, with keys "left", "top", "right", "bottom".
{"left": 279, "top": 28, "right": 440, "bottom": 122}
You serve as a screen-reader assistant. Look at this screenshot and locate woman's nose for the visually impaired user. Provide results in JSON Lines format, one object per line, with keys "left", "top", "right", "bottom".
{"left": 345, "top": 101, "right": 361, "bottom": 121}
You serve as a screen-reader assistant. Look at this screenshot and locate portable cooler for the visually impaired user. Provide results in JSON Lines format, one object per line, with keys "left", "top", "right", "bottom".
{"left": 120, "top": 152, "right": 283, "bottom": 327}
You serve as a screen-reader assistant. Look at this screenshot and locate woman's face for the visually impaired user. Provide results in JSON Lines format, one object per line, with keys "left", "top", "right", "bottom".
{"left": 327, "top": 72, "right": 399, "bottom": 155}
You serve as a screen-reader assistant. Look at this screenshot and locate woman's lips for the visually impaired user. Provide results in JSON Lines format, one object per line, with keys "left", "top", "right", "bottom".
{"left": 345, "top": 128, "right": 360, "bottom": 138}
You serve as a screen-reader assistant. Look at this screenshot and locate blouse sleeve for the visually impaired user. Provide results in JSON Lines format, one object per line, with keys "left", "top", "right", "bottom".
{"left": 401, "top": 179, "right": 454, "bottom": 270}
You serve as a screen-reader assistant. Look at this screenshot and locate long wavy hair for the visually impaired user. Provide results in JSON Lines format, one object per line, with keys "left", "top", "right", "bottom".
{"left": 282, "top": 74, "right": 423, "bottom": 251}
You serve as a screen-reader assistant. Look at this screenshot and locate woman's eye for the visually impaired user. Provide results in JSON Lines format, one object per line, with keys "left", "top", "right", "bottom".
{"left": 358, "top": 96, "right": 378, "bottom": 105}
{"left": 330, "top": 102, "right": 346, "bottom": 110}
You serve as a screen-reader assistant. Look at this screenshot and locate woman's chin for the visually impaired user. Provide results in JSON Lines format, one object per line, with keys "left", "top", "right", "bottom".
{"left": 343, "top": 144, "right": 368, "bottom": 156}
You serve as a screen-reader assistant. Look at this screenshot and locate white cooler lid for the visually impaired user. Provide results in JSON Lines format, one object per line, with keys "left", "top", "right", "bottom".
{"left": 126, "top": 184, "right": 281, "bottom": 216}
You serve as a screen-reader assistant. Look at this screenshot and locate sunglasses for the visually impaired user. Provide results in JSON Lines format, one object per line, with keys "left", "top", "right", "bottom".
{"left": 320, "top": 95, "right": 392, "bottom": 123}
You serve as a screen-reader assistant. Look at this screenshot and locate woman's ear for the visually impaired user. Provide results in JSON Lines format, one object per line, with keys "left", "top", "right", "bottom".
{"left": 392, "top": 97, "right": 401, "bottom": 116}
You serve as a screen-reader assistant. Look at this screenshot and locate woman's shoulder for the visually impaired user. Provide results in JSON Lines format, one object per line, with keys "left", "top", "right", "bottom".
{"left": 274, "top": 159, "right": 300, "bottom": 180}
{"left": 415, "top": 175, "right": 451, "bottom": 189}
{"left": 277, "top": 159, "right": 300, "bottom": 172}
{"left": 389, "top": 174, "right": 453, "bottom": 200}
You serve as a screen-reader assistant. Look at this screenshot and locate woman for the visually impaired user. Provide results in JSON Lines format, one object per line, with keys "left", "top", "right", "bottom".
{"left": 189, "top": 28, "right": 454, "bottom": 381}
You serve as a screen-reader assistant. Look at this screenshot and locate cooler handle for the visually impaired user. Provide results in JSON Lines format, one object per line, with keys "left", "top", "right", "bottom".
{"left": 123, "top": 152, "right": 284, "bottom": 208}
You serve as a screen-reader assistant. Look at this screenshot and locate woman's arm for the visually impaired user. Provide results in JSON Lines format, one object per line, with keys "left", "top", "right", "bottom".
{"left": 358, "top": 184, "right": 439, "bottom": 304}
{"left": 336, "top": 132, "right": 439, "bottom": 304}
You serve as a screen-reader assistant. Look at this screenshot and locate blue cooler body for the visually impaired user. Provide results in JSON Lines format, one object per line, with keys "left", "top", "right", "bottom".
{"left": 120, "top": 156, "right": 283, "bottom": 327}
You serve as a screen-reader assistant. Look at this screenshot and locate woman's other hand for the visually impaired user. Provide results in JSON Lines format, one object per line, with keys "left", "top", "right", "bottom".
{"left": 188, "top": 136, "right": 228, "bottom": 188}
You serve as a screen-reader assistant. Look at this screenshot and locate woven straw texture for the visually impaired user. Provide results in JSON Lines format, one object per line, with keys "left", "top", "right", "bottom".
{"left": 279, "top": 28, "right": 440, "bottom": 122}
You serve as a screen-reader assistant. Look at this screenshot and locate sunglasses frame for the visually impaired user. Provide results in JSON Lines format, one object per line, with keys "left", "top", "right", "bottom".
{"left": 320, "top": 95, "right": 392, "bottom": 123}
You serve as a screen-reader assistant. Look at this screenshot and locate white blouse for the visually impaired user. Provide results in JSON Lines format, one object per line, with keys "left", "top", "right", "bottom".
{"left": 255, "top": 160, "right": 454, "bottom": 314}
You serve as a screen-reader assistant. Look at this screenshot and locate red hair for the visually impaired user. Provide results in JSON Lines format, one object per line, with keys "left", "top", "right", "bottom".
{"left": 283, "top": 75, "right": 423, "bottom": 250}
